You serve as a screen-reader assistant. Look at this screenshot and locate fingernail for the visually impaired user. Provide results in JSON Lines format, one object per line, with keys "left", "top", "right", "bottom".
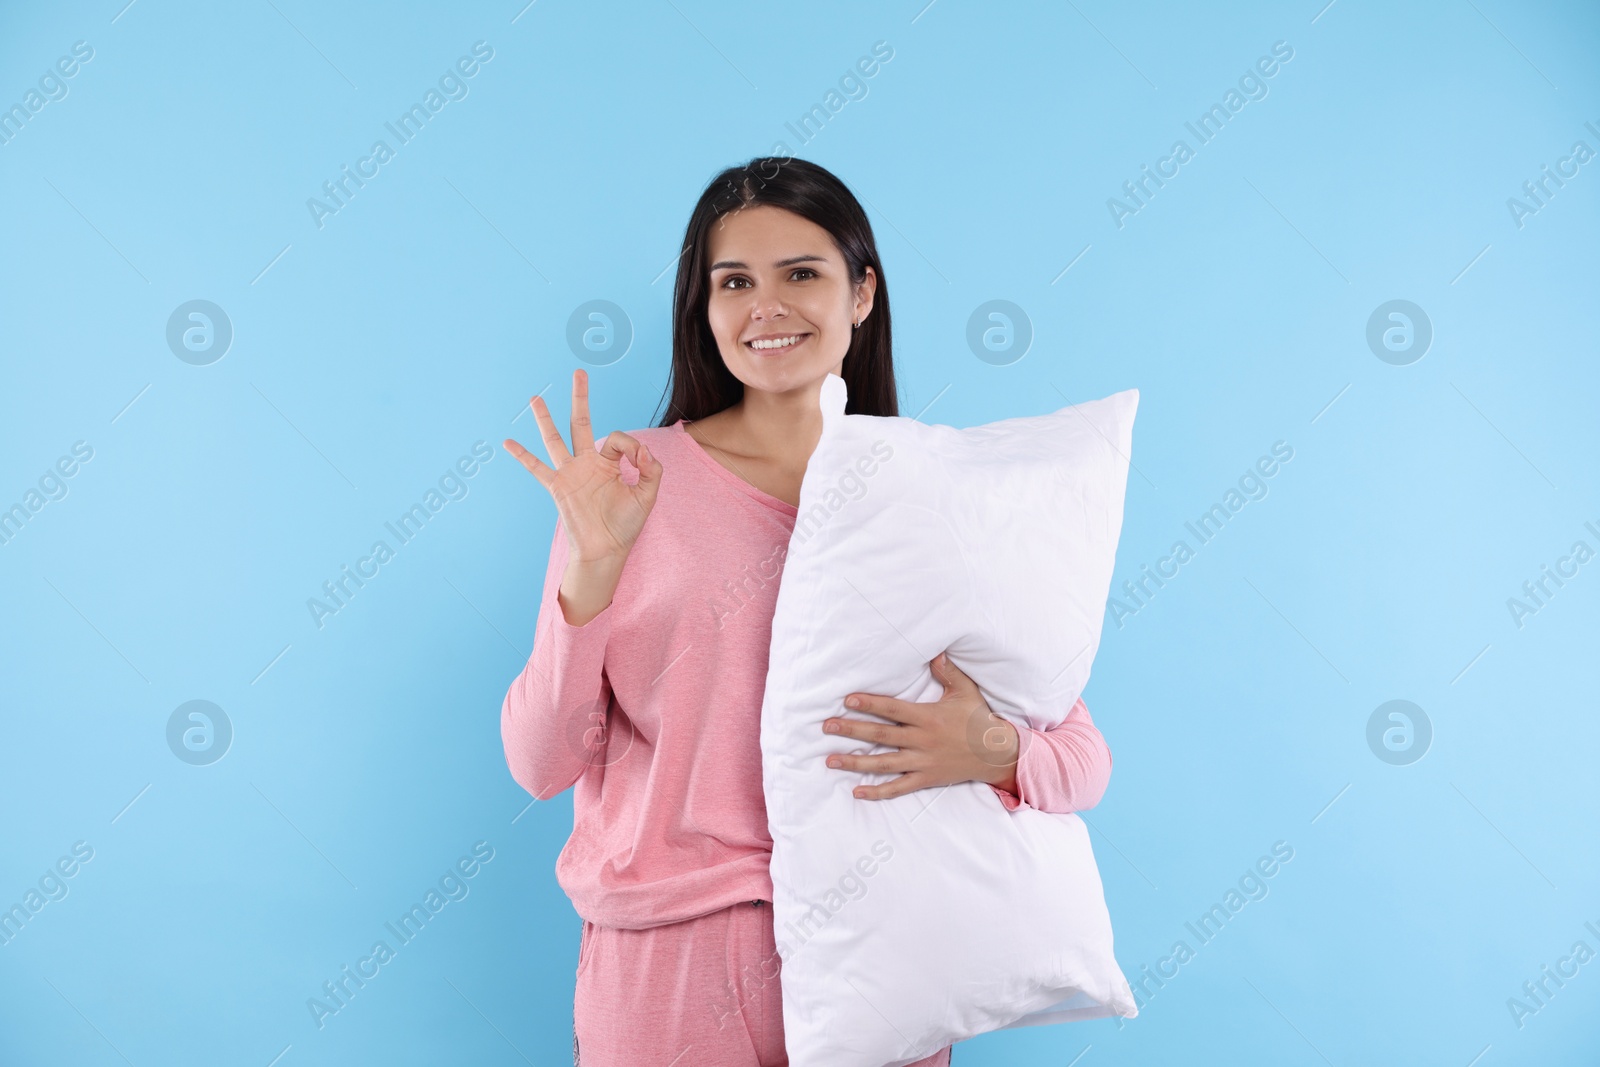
{"left": 827, "top": 757, "right": 841, "bottom": 768}
{"left": 845, "top": 696, "right": 861, "bottom": 709}
{"left": 824, "top": 721, "right": 839, "bottom": 733}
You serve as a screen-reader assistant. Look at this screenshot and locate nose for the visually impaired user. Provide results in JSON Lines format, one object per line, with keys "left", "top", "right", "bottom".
{"left": 751, "top": 295, "right": 788, "bottom": 321}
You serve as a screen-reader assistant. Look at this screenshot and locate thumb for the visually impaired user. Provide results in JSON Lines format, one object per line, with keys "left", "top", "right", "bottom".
{"left": 933, "top": 652, "right": 972, "bottom": 695}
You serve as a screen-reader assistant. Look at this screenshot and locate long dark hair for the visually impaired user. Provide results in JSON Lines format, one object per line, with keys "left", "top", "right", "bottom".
{"left": 652, "top": 156, "right": 897, "bottom": 426}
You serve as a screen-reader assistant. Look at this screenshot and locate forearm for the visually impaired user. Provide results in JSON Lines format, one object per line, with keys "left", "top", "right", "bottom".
{"left": 501, "top": 628, "right": 612, "bottom": 798}
{"left": 986, "top": 760, "right": 1019, "bottom": 797}
{"left": 558, "top": 554, "right": 625, "bottom": 626}
{"left": 989, "top": 699, "right": 1112, "bottom": 814}
{"left": 501, "top": 524, "right": 618, "bottom": 799}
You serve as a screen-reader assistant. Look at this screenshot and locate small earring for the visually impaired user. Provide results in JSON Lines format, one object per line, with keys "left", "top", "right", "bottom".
{"left": 852, "top": 318, "right": 860, "bottom": 330}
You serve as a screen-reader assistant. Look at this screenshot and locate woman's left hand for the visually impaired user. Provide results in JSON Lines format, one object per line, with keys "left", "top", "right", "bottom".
{"left": 822, "top": 653, "right": 1021, "bottom": 800}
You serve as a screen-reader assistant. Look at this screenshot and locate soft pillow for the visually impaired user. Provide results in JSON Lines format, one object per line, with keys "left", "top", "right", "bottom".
{"left": 761, "top": 372, "right": 1140, "bottom": 1066}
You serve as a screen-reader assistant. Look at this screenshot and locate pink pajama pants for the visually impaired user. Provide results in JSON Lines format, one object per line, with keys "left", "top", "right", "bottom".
{"left": 573, "top": 898, "right": 953, "bottom": 1066}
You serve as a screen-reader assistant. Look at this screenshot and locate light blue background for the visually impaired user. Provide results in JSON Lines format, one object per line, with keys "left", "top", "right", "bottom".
{"left": 2, "top": 1, "right": 1597, "bottom": 1063}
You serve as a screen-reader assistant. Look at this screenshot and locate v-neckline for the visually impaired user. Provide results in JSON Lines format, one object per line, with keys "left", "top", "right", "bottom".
{"left": 673, "top": 420, "right": 800, "bottom": 517}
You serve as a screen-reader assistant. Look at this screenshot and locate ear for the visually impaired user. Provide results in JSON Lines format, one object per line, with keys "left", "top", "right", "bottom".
{"left": 853, "top": 265, "right": 877, "bottom": 322}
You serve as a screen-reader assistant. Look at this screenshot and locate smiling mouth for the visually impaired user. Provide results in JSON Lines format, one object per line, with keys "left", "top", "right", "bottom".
{"left": 745, "top": 333, "right": 810, "bottom": 353}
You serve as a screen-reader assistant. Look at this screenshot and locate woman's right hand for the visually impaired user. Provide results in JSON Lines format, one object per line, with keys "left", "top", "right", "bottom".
{"left": 503, "top": 368, "right": 663, "bottom": 566}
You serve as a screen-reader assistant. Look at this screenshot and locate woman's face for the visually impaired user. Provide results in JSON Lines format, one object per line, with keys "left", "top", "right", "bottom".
{"left": 705, "top": 204, "right": 875, "bottom": 400}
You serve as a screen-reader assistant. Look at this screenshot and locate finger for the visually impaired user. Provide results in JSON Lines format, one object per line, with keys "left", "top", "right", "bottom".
{"left": 569, "top": 369, "right": 596, "bottom": 458}
{"left": 853, "top": 773, "right": 924, "bottom": 801}
{"left": 528, "top": 393, "right": 573, "bottom": 468}
{"left": 598, "top": 431, "right": 663, "bottom": 491}
{"left": 823, "top": 715, "right": 910, "bottom": 746}
{"left": 825, "top": 750, "right": 912, "bottom": 775}
{"left": 502, "top": 438, "right": 555, "bottom": 491}
{"left": 842, "top": 691, "right": 922, "bottom": 727}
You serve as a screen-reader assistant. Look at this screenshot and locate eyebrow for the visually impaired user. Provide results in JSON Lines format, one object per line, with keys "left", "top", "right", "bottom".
{"left": 708, "top": 254, "right": 828, "bottom": 272}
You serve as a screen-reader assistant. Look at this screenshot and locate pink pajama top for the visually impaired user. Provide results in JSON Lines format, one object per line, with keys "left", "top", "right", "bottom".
{"left": 501, "top": 419, "right": 1114, "bottom": 931}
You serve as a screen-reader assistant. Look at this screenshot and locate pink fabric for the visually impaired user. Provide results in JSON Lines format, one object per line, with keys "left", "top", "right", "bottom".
{"left": 573, "top": 899, "right": 951, "bottom": 1066}
{"left": 993, "top": 696, "right": 1111, "bottom": 814}
{"left": 501, "top": 418, "right": 1114, "bottom": 933}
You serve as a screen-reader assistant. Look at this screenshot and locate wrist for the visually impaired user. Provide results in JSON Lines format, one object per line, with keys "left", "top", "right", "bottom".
{"left": 568, "top": 548, "right": 628, "bottom": 571}
{"left": 559, "top": 555, "right": 625, "bottom": 626}
{"left": 974, "top": 718, "right": 1021, "bottom": 789}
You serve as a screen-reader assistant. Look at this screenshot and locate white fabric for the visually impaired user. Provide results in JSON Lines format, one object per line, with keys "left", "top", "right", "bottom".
{"left": 761, "top": 372, "right": 1140, "bottom": 1066}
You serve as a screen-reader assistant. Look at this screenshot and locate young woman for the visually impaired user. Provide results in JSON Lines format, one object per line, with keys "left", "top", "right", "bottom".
{"left": 500, "top": 157, "right": 1114, "bottom": 1066}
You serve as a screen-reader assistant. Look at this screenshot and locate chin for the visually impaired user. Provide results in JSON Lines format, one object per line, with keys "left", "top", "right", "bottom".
{"left": 721, "top": 340, "right": 837, "bottom": 391}
{"left": 743, "top": 359, "right": 841, "bottom": 396}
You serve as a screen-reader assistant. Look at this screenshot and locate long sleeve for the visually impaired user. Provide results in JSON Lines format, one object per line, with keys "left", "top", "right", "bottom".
{"left": 988, "top": 698, "right": 1112, "bottom": 815}
{"left": 501, "top": 518, "right": 616, "bottom": 801}
{"left": 507, "top": 421, "right": 793, "bottom": 929}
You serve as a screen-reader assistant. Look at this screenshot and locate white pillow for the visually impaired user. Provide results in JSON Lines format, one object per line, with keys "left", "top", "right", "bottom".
{"left": 762, "top": 372, "right": 1140, "bottom": 1066}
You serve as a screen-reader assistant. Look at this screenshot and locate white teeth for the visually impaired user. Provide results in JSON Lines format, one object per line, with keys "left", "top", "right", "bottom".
{"left": 749, "top": 334, "right": 804, "bottom": 350}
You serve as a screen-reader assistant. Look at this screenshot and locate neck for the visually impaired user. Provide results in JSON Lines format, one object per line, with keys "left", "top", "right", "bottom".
{"left": 714, "top": 365, "right": 841, "bottom": 467}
